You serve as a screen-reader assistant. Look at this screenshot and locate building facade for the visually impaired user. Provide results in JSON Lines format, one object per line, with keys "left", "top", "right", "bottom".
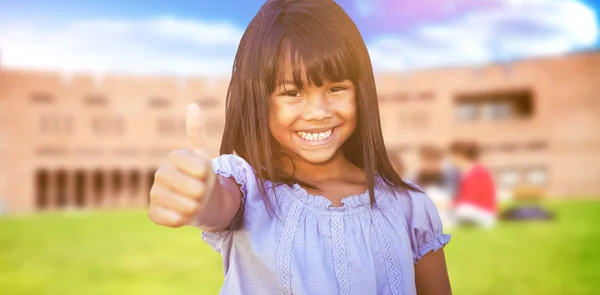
{"left": 1, "top": 51, "right": 599, "bottom": 214}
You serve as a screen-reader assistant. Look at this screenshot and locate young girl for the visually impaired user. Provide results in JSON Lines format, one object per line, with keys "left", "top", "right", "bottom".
{"left": 148, "top": 0, "right": 452, "bottom": 294}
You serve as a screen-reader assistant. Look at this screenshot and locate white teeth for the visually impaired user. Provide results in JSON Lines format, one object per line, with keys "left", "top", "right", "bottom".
{"left": 296, "top": 129, "right": 333, "bottom": 141}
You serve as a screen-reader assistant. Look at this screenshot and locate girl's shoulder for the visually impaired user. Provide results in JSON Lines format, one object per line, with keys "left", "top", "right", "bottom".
{"left": 212, "top": 153, "right": 255, "bottom": 175}
{"left": 377, "top": 178, "right": 430, "bottom": 207}
{"left": 378, "top": 179, "right": 451, "bottom": 263}
{"left": 212, "top": 153, "right": 264, "bottom": 183}
{"left": 211, "top": 153, "right": 267, "bottom": 212}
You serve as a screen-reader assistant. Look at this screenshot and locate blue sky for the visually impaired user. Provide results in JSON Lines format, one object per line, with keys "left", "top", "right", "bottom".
{"left": 0, "top": 0, "right": 598, "bottom": 76}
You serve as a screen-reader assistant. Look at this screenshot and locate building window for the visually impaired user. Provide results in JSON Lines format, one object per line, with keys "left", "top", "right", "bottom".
{"left": 35, "top": 146, "right": 67, "bottom": 156}
{"left": 157, "top": 117, "right": 185, "bottom": 135}
{"left": 481, "top": 101, "right": 512, "bottom": 120}
{"left": 197, "top": 97, "right": 218, "bottom": 108}
{"left": 149, "top": 96, "right": 170, "bottom": 108}
{"left": 456, "top": 103, "right": 479, "bottom": 122}
{"left": 92, "top": 116, "right": 124, "bottom": 135}
{"left": 40, "top": 114, "right": 72, "bottom": 134}
{"left": 497, "top": 168, "right": 521, "bottom": 188}
{"left": 85, "top": 95, "right": 107, "bottom": 106}
{"left": 497, "top": 142, "right": 519, "bottom": 153}
{"left": 416, "top": 91, "right": 435, "bottom": 101}
{"left": 379, "top": 93, "right": 409, "bottom": 103}
{"left": 31, "top": 93, "right": 54, "bottom": 104}
{"left": 392, "top": 93, "right": 410, "bottom": 102}
{"left": 526, "top": 141, "right": 548, "bottom": 151}
{"left": 455, "top": 89, "right": 534, "bottom": 122}
{"left": 396, "top": 112, "right": 430, "bottom": 130}
{"left": 35, "top": 169, "right": 49, "bottom": 209}
{"left": 128, "top": 170, "right": 141, "bottom": 194}
{"left": 526, "top": 167, "right": 548, "bottom": 186}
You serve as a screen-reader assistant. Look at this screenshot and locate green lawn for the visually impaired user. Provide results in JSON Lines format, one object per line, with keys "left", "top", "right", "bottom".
{"left": 1, "top": 201, "right": 599, "bottom": 295}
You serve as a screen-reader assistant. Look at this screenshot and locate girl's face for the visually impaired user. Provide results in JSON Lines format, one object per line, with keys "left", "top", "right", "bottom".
{"left": 269, "top": 59, "right": 357, "bottom": 165}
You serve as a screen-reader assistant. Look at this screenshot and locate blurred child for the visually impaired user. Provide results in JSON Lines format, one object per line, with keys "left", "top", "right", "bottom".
{"left": 447, "top": 140, "right": 497, "bottom": 229}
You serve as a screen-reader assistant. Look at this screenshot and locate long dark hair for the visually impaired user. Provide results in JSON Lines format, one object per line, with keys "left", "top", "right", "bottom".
{"left": 220, "top": 0, "right": 412, "bottom": 222}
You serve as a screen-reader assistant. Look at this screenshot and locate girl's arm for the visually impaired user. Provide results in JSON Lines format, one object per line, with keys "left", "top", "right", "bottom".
{"left": 195, "top": 174, "right": 243, "bottom": 233}
{"left": 150, "top": 104, "right": 244, "bottom": 231}
{"left": 415, "top": 249, "right": 452, "bottom": 295}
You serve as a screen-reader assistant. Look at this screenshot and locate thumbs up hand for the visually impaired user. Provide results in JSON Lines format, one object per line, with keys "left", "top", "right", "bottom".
{"left": 148, "top": 103, "right": 217, "bottom": 228}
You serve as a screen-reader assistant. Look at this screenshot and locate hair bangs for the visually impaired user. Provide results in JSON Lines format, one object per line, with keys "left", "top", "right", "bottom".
{"left": 274, "top": 23, "right": 359, "bottom": 91}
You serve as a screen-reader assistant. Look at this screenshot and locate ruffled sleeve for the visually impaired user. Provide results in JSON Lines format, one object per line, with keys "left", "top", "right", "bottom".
{"left": 201, "top": 154, "right": 258, "bottom": 252}
{"left": 405, "top": 182, "right": 451, "bottom": 264}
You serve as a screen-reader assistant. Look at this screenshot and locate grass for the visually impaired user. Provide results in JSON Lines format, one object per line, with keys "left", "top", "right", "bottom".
{"left": 0, "top": 201, "right": 599, "bottom": 295}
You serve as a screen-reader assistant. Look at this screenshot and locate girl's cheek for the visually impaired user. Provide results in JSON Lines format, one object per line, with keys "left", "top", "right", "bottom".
{"left": 279, "top": 104, "right": 303, "bottom": 121}
{"left": 333, "top": 97, "right": 357, "bottom": 117}
{"left": 269, "top": 103, "right": 297, "bottom": 128}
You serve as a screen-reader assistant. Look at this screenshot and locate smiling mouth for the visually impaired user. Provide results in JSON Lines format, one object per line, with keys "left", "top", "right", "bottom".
{"left": 295, "top": 128, "right": 334, "bottom": 141}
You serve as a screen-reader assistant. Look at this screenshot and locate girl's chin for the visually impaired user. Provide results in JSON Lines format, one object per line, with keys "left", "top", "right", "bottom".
{"left": 293, "top": 149, "right": 342, "bottom": 165}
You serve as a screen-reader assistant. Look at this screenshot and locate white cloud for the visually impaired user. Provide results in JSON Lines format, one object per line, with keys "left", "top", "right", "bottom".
{"left": 0, "top": 17, "right": 243, "bottom": 76}
{"left": 367, "top": 0, "right": 599, "bottom": 71}
{"left": 0, "top": 0, "right": 597, "bottom": 76}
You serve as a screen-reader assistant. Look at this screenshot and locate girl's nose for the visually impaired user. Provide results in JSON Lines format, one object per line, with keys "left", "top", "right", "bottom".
{"left": 302, "top": 94, "right": 333, "bottom": 121}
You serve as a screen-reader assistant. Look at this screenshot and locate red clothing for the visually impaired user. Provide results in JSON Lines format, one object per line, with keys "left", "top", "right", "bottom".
{"left": 454, "top": 164, "right": 497, "bottom": 214}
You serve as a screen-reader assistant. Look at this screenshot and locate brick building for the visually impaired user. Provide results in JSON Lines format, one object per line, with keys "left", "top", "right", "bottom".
{"left": 0, "top": 51, "right": 599, "bottom": 214}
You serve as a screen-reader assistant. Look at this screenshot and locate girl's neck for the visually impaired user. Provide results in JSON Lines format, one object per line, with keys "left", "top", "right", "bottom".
{"left": 281, "top": 151, "right": 357, "bottom": 183}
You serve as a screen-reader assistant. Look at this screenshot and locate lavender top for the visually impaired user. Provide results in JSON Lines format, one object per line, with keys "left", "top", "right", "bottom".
{"left": 201, "top": 154, "right": 451, "bottom": 295}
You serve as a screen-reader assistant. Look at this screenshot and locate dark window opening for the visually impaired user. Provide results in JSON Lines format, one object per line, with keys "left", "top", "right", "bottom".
{"left": 35, "top": 169, "right": 49, "bottom": 210}
{"left": 93, "top": 170, "right": 104, "bottom": 205}
{"left": 455, "top": 89, "right": 534, "bottom": 122}
{"left": 111, "top": 169, "right": 123, "bottom": 194}
{"left": 74, "top": 170, "right": 86, "bottom": 208}
{"left": 56, "top": 170, "right": 67, "bottom": 208}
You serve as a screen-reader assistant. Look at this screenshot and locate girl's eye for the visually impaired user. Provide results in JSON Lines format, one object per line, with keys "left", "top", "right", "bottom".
{"left": 283, "top": 90, "right": 301, "bottom": 97}
{"left": 330, "top": 87, "right": 346, "bottom": 93}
